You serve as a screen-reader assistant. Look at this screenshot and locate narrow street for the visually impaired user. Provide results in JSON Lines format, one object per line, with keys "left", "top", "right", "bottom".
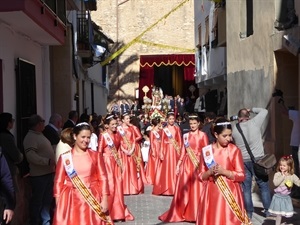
{"left": 118, "top": 185, "right": 300, "bottom": 225}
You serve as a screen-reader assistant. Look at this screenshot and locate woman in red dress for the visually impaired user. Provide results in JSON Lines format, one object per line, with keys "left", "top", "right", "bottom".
{"left": 98, "top": 114, "right": 134, "bottom": 221}
{"left": 118, "top": 113, "right": 144, "bottom": 195}
{"left": 53, "top": 122, "right": 112, "bottom": 225}
{"left": 145, "top": 117, "right": 162, "bottom": 184}
{"left": 159, "top": 114, "right": 209, "bottom": 222}
{"left": 152, "top": 112, "right": 182, "bottom": 195}
{"left": 197, "top": 118, "right": 250, "bottom": 225}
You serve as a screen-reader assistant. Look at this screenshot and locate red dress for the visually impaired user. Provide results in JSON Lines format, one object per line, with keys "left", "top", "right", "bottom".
{"left": 131, "top": 125, "right": 147, "bottom": 184}
{"left": 159, "top": 130, "right": 208, "bottom": 222}
{"left": 196, "top": 143, "right": 246, "bottom": 225}
{"left": 98, "top": 131, "right": 134, "bottom": 221}
{"left": 145, "top": 129, "right": 162, "bottom": 184}
{"left": 53, "top": 149, "right": 111, "bottom": 225}
{"left": 119, "top": 124, "right": 144, "bottom": 195}
{"left": 152, "top": 124, "right": 182, "bottom": 195}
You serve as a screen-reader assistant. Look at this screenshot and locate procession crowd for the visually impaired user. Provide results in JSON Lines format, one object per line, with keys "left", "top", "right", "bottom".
{"left": 0, "top": 97, "right": 299, "bottom": 225}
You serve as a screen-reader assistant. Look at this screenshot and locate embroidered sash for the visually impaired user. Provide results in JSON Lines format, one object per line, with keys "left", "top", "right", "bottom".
{"left": 102, "top": 132, "right": 123, "bottom": 173}
{"left": 61, "top": 151, "right": 112, "bottom": 225}
{"left": 117, "top": 126, "right": 132, "bottom": 150}
{"left": 202, "top": 145, "right": 251, "bottom": 225}
{"left": 117, "top": 126, "right": 141, "bottom": 172}
{"left": 183, "top": 133, "right": 200, "bottom": 169}
{"left": 163, "top": 127, "right": 180, "bottom": 155}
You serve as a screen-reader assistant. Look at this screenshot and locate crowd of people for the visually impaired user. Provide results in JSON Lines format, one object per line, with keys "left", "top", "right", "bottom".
{"left": 0, "top": 100, "right": 299, "bottom": 225}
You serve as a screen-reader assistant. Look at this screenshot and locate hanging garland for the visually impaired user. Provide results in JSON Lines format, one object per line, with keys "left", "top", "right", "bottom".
{"left": 137, "top": 40, "right": 195, "bottom": 53}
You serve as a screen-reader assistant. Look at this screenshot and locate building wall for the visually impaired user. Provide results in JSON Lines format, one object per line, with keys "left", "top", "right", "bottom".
{"left": 87, "top": 63, "right": 108, "bottom": 115}
{"left": 226, "top": 0, "right": 299, "bottom": 156}
{"left": 50, "top": 25, "right": 76, "bottom": 122}
{"left": 226, "top": 0, "right": 275, "bottom": 115}
{"left": 92, "top": 0, "right": 195, "bottom": 107}
{"left": 0, "top": 22, "right": 51, "bottom": 136}
{"left": 51, "top": 9, "right": 109, "bottom": 120}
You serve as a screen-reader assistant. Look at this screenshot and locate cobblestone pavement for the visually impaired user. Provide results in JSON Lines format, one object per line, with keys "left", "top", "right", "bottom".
{"left": 117, "top": 185, "right": 300, "bottom": 225}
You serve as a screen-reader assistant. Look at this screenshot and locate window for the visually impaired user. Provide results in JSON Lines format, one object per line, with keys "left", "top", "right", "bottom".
{"left": 205, "top": 17, "right": 209, "bottom": 45}
{"left": 240, "top": 0, "right": 253, "bottom": 38}
{"left": 198, "top": 24, "right": 202, "bottom": 47}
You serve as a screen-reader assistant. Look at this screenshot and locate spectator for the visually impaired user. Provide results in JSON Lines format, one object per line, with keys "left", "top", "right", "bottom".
{"left": 131, "top": 99, "right": 141, "bottom": 116}
{"left": 232, "top": 108, "right": 272, "bottom": 219}
{"left": 55, "top": 128, "right": 74, "bottom": 162}
{"left": 62, "top": 110, "right": 78, "bottom": 129}
{"left": 0, "top": 112, "right": 23, "bottom": 224}
{"left": 110, "top": 101, "right": 120, "bottom": 115}
{"left": 177, "top": 98, "right": 185, "bottom": 117}
{"left": 279, "top": 103, "right": 299, "bottom": 176}
{"left": 201, "top": 112, "right": 217, "bottom": 144}
{"left": 23, "top": 114, "right": 55, "bottom": 225}
{"left": 42, "top": 113, "right": 62, "bottom": 150}
{"left": 0, "top": 146, "right": 15, "bottom": 224}
{"left": 178, "top": 113, "right": 190, "bottom": 135}
{"left": 120, "top": 100, "right": 130, "bottom": 114}
{"left": 278, "top": 100, "right": 300, "bottom": 198}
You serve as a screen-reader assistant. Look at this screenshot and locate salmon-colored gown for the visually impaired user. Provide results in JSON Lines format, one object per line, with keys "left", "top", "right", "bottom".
{"left": 196, "top": 143, "right": 246, "bottom": 225}
{"left": 53, "top": 149, "right": 112, "bottom": 225}
{"left": 145, "top": 129, "right": 162, "bottom": 184}
{"left": 152, "top": 124, "right": 182, "bottom": 195}
{"left": 98, "top": 131, "right": 134, "bottom": 221}
{"left": 119, "top": 124, "right": 144, "bottom": 195}
{"left": 159, "top": 130, "right": 209, "bottom": 222}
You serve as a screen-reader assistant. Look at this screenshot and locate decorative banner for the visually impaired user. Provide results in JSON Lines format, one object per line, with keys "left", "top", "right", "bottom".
{"left": 101, "top": 0, "right": 191, "bottom": 66}
{"left": 137, "top": 40, "right": 195, "bottom": 53}
{"left": 202, "top": 144, "right": 216, "bottom": 168}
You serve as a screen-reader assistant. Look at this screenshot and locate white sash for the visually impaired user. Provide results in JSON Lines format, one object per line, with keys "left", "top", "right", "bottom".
{"left": 152, "top": 130, "right": 160, "bottom": 139}
{"left": 183, "top": 133, "right": 189, "bottom": 148}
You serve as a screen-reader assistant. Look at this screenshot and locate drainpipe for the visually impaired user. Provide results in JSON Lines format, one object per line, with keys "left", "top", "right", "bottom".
{"left": 116, "top": 0, "right": 120, "bottom": 100}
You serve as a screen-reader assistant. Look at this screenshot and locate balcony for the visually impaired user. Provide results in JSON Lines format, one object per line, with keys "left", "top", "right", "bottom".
{"left": 0, "top": 0, "right": 66, "bottom": 45}
{"left": 195, "top": 47, "right": 227, "bottom": 87}
{"left": 77, "top": 11, "right": 114, "bottom": 67}
{"left": 84, "top": 0, "right": 97, "bottom": 11}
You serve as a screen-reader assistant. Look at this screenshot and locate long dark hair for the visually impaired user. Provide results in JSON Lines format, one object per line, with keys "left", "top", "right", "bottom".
{"left": 0, "top": 112, "right": 13, "bottom": 132}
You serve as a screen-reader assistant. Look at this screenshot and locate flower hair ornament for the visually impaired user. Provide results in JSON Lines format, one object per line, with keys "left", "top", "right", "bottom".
{"left": 282, "top": 155, "right": 293, "bottom": 160}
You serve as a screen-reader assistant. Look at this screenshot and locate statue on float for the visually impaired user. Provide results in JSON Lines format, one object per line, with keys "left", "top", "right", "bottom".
{"left": 149, "top": 86, "right": 165, "bottom": 120}
{"left": 151, "top": 86, "right": 163, "bottom": 109}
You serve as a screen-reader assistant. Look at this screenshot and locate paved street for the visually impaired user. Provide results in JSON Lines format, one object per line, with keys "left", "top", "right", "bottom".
{"left": 117, "top": 185, "right": 300, "bottom": 225}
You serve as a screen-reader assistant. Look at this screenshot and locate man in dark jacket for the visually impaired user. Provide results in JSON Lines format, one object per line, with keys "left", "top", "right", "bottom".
{"left": 43, "top": 114, "right": 62, "bottom": 148}
{"left": 62, "top": 111, "right": 78, "bottom": 129}
{"left": 0, "top": 146, "right": 15, "bottom": 224}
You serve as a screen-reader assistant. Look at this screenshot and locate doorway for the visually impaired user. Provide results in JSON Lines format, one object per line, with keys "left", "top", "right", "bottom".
{"left": 154, "top": 65, "right": 190, "bottom": 98}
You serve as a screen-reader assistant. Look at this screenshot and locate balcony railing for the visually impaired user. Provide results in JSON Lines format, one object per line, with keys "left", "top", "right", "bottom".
{"left": 42, "top": 0, "right": 66, "bottom": 24}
